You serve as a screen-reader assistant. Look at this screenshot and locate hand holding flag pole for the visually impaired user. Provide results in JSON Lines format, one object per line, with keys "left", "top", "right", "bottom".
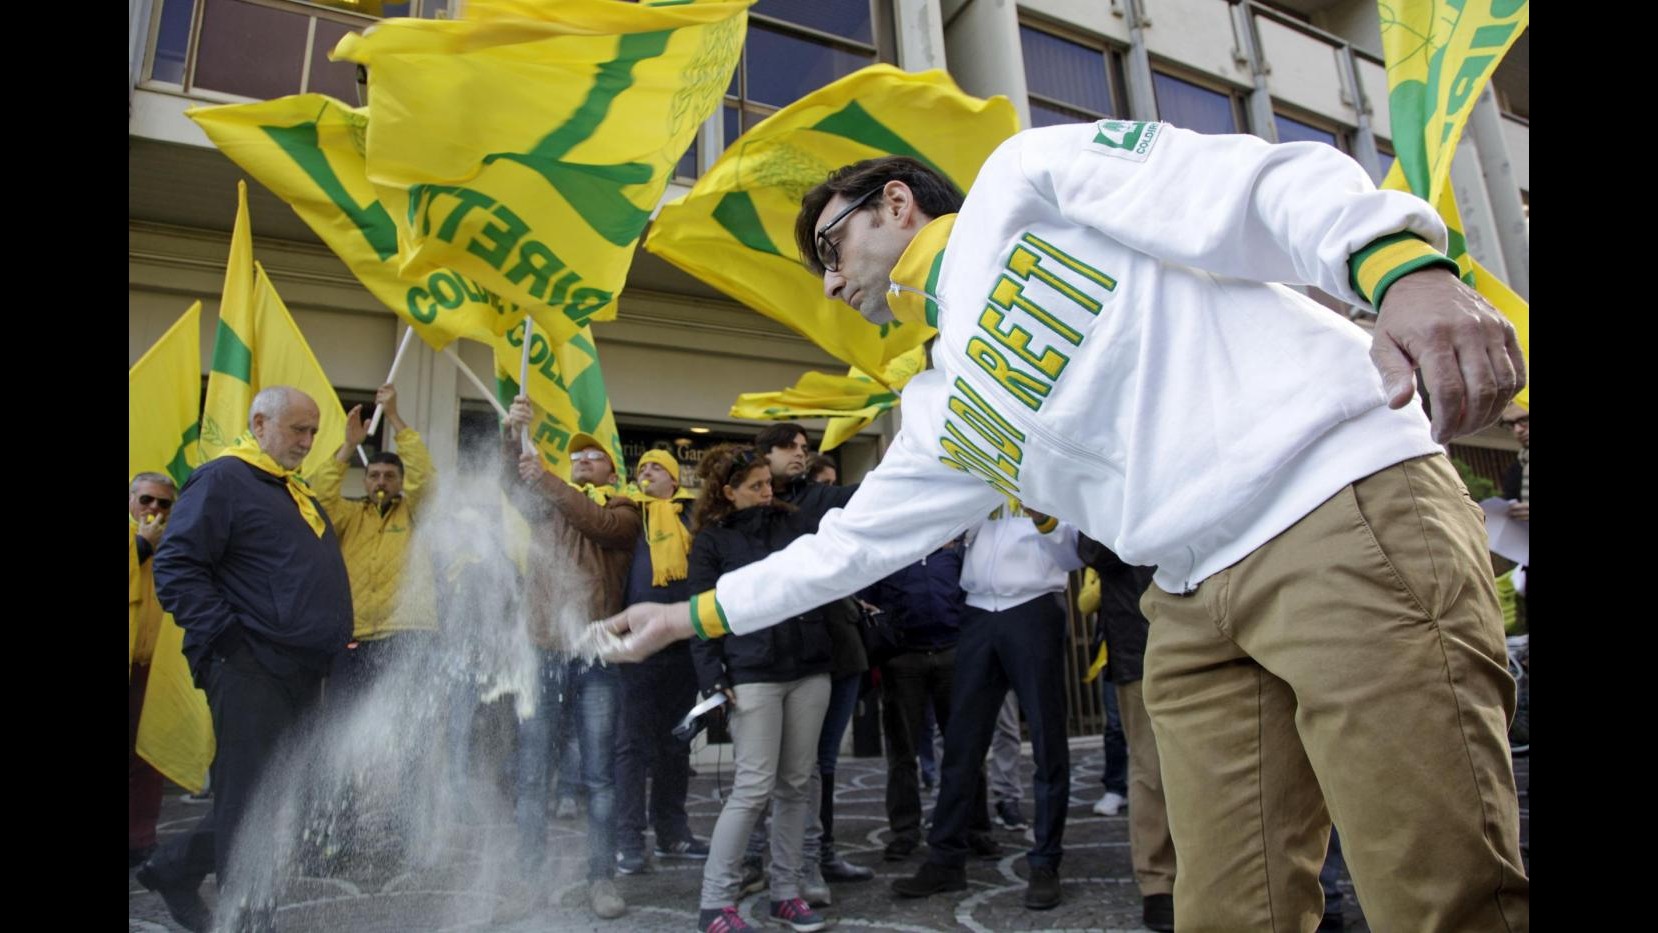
{"left": 357, "top": 326, "right": 417, "bottom": 466}
{"left": 517, "top": 318, "right": 536, "bottom": 456}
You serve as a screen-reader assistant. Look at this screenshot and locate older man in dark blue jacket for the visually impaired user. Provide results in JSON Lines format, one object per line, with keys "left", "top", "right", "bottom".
{"left": 136, "top": 386, "right": 352, "bottom": 933}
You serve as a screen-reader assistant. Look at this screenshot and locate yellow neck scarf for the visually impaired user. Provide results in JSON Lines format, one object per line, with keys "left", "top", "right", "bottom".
{"left": 216, "top": 435, "right": 326, "bottom": 538}
{"left": 629, "top": 487, "right": 695, "bottom": 586}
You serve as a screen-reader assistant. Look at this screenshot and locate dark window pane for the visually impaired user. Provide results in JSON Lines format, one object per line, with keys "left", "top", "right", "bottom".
{"left": 309, "top": 20, "right": 365, "bottom": 102}
{"left": 746, "top": 24, "right": 872, "bottom": 108}
{"left": 193, "top": 0, "right": 309, "bottom": 99}
{"left": 150, "top": 0, "right": 194, "bottom": 84}
{"left": 1029, "top": 99, "right": 1096, "bottom": 128}
{"left": 753, "top": 0, "right": 873, "bottom": 44}
{"left": 1376, "top": 151, "right": 1396, "bottom": 181}
{"left": 724, "top": 105, "right": 741, "bottom": 147}
{"left": 676, "top": 141, "right": 698, "bottom": 180}
{"left": 1020, "top": 26, "right": 1112, "bottom": 116}
{"left": 1152, "top": 71, "right": 1237, "bottom": 135}
{"left": 382, "top": 2, "right": 413, "bottom": 16}
{"left": 1274, "top": 113, "right": 1338, "bottom": 148}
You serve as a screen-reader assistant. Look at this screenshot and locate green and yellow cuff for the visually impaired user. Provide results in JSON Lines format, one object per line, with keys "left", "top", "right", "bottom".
{"left": 1349, "top": 232, "right": 1460, "bottom": 308}
{"left": 1032, "top": 514, "right": 1059, "bottom": 534}
{"left": 690, "top": 589, "right": 730, "bottom": 640}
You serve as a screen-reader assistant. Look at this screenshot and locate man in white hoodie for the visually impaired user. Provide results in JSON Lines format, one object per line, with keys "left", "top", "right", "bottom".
{"left": 604, "top": 121, "right": 1527, "bottom": 932}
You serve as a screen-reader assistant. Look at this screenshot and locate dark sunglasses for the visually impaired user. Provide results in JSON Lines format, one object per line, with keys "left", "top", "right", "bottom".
{"left": 813, "top": 186, "right": 882, "bottom": 273}
{"left": 138, "top": 494, "right": 174, "bottom": 509}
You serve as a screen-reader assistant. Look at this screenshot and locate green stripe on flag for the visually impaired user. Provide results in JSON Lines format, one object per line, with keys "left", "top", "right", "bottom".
{"left": 811, "top": 101, "right": 946, "bottom": 180}
{"left": 484, "top": 32, "right": 673, "bottom": 246}
{"left": 211, "top": 325, "right": 253, "bottom": 382}
{"left": 567, "top": 364, "right": 611, "bottom": 434}
{"left": 262, "top": 121, "right": 400, "bottom": 261}
{"left": 712, "top": 191, "right": 783, "bottom": 256}
{"left": 165, "top": 422, "right": 200, "bottom": 487}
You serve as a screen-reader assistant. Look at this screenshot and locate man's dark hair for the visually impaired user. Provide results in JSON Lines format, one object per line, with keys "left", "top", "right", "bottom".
{"left": 367, "top": 451, "right": 404, "bottom": 475}
{"left": 806, "top": 453, "right": 838, "bottom": 483}
{"left": 755, "top": 423, "right": 808, "bottom": 454}
{"left": 794, "top": 156, "right": 965, "bottom": 276}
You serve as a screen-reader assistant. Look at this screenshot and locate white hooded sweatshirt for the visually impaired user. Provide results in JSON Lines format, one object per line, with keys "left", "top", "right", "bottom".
{"left": 687, "top": 120, "right": 1454, "bottom": 641}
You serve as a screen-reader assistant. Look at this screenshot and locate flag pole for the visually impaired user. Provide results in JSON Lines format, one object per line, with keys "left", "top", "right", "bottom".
{"left": 518, "top": 318, "right": 536, "bottom": 455}
{"left": 357, "top": 325, "right": 416, "bottom": 466}
{"left": 439, "top": 346, "right": 510, "bottom": 419}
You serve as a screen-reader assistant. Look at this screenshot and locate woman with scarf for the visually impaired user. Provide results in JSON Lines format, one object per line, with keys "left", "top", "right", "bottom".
{"left": 689, "top": 445, "right": 832, "bottom": 933}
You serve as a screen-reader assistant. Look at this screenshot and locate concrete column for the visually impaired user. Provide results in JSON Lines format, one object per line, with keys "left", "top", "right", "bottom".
{"left": 893, "top": 0, "right": 947, "bottom": 71}
{"left": 1448, "top": 134, "right": 1510, "bottom": 284}
{"left": 1121, "top": 0, "right": 1159, "bottom": 121}
{"left": 942, "top": 0, "right": 1030, "bottom": 128}
{"left": 1338, "top": 44, "right": 1383, "bottom": 183}
{"left": 1228, "top": 0, "right": 1278, "bottom": 141}
{"left": 1468, "top": 85, "right": 1529, "bottom": 299}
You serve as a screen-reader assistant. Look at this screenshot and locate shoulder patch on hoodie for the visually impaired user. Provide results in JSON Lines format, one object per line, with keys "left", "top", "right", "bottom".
{"left": 1088, "top": 120, "right": 1161, "bottom": 161}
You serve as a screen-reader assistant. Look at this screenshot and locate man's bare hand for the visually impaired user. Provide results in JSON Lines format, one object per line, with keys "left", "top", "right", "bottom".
{"left": 506, "top": 396, "right": 534, "bottom": 432}
{"left": 1508, "top": 500, "right": 1529, "bottom": 522}
{"left": 598, "top": 601, "right": 696, "bottom": 662}
{"left": 518, "top": 451, "right": 548, "bottom": 485}
{"left": 136, "top": 514, "right": 165, "bottom": 547}
{"left": 343, "top": 404, "right": 368, "bottom": 448}
{"left": 1371, "top": 267, "right": 1525, "bottom": 443}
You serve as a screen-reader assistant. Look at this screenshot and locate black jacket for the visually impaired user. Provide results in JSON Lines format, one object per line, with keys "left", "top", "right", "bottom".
{"left": 860, "top": 543, "right": 966, "bottom": 652}
{"left": 154, "top": 457, "right": 353, "bottom": 687}
{"left": 1077, "top": 534, "right": 1155, "bottom": 685}
{"left": 774, "top": 475, "right": 857, "bottom": 526}
{"left": 689, "top": 504, "right": 832, "bottom": 690}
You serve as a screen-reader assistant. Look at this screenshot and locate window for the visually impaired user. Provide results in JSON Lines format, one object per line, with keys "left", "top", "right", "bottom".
{"left": 1273, "top": 111, "right": 1342, "bottom": 149}
{"left": 724, "top": 4, "right": 883, "bottom": 139}
{"left": 1151, "top": 71, "right": 1241, "bottom": 135}
{"left": 675, "top": 1, "right": 886, "bottom": 181}
{"left": 149, "top": 0, "right": 194, "bottom": 85}
{"left": 1020, "top": 25, "right": 1123, "bottom": 127}
{"left": 144, "top": 0, "right": 451, "bottom": 94}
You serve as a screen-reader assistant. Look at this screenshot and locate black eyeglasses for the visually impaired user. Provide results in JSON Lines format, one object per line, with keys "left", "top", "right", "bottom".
{"left": 814, "top": 187, "right": 882, "bottom": 273}
{"left": 138, "top": 494, "right": 174, "bottom": 509}
{"left": 1498, "top": 415, "right": 1529, "bottom": 429}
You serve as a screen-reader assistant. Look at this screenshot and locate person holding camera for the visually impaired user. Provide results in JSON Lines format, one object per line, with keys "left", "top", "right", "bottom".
{"left": 688, "top": 445, "right": 834, "bottom": 933}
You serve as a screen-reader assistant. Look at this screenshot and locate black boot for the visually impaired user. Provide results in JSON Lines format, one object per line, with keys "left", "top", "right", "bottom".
{"left": 891, "top": 861, "right": 967, "bottom": 898}
{"left": 820, "top": 842, "right": 874, "bottom": 882}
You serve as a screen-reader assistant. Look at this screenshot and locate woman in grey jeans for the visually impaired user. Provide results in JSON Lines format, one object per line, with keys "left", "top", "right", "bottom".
{"left": 687, "top": 445, "right": 834, "bottom": 933}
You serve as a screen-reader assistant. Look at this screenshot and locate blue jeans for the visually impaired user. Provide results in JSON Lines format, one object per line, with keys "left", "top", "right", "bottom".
{"left": 1100, "top": 678, "right": 1127, "bottom": 795}
{"left": 515, "top": 652, "right": 618, "bottom": 880}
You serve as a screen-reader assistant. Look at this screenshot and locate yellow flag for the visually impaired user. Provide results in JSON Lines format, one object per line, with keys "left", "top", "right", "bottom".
{"left": 135, "top": 612, "right": 215, "bottom": 793}
{"left": 730, "top": 345, "right": 927, "bottom": 451}
{"left": 199, "top": 182, "right": 349, "bottom": 479}
{"left": 494, "top": 321, "right": 625, "bottom": 481}
{"left": 331, "top": 0, "right": 751, "bottom": 346}
{"left": 129, "top": 302, "right": 202, "bottom": 487}
{"left": 646, "top": 65, "right": 1019, "bottom": 381}
{"left": 1379, "top": 0, "right": 1529, "bottom": 408}
{"left": 188, "top": 95, "right": 521, "bottom": 350}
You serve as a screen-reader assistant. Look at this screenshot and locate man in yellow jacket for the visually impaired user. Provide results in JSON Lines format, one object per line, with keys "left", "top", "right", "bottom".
{"left": 129, "top": 472, "right": 175, "bottom": 867}
{"left": 311, "top": 383, "right": 434, "bottom": 706}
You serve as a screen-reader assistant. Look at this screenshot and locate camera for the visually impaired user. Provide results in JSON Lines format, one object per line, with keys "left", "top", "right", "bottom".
{"left": 672, "top": 691, "right": 729, "bottom": 744}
